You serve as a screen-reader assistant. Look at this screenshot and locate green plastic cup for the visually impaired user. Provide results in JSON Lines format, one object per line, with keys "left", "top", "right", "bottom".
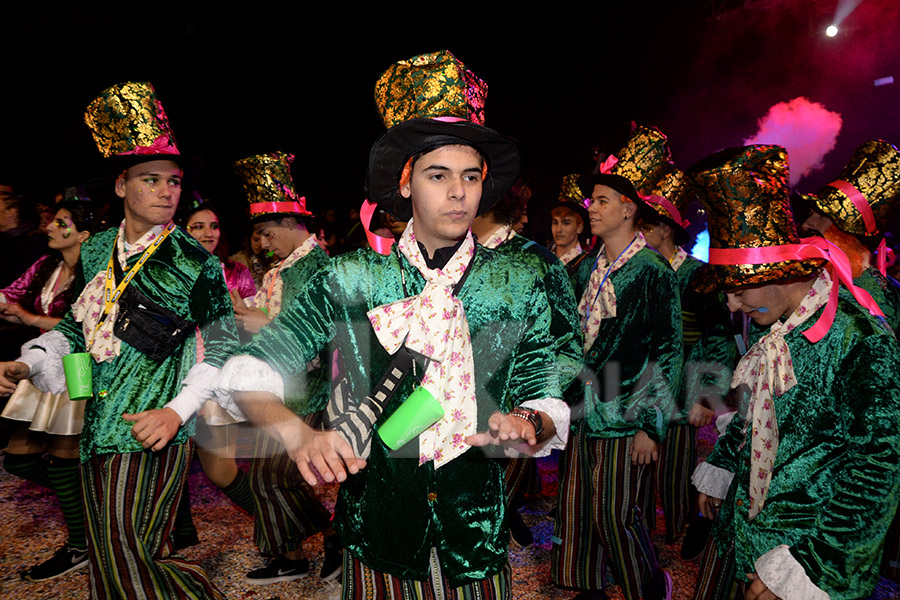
{"left": 378, "top": 386, "right": 444, "bottom": 450}
{"left": 62, "top": 352, "right": 93, "bottom": 401}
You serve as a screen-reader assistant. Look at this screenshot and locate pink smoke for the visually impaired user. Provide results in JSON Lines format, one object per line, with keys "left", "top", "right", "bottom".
{"left": 743, "top": 97, "right": 843, "bottom": 187}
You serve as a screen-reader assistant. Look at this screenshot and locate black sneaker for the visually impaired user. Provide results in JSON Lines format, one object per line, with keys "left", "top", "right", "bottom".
{"left": 680, "top": 516, "right": 713, "bottom": 561}
{"left": 245, "top": 555, "right": 310, "bottom": 585}
{"left": 21, "top": 545, "right": 88, "bottom": 581}
{"left": 319, "top": 535, "right": 343, "bottom": 581}
{"left": 508, "top": 510, "right": 534, "bottom": 548}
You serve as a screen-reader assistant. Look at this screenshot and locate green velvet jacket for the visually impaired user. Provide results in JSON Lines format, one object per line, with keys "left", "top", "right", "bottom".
{"left": 240, "top": 245, "right": 561, "bottom": 585}
{"left": 676, "top": 255, "right": 739, "bottom": 423}
{"left": 267, "top": 245, "right": 331, "bottom": 416}
{"left": 490, "top": 235, "right": 583, "bottom": 389}
{"left": 53, "top": 226, "right": 239, "bottom": 461}
{"left": 568, "top": 246, "right": 683, "bottom": 442}
{"left": 707, "top": 295, "right": 900, "bottom": 599}
{"left": 855, "top": 267, "right": 900, "bottom": 335}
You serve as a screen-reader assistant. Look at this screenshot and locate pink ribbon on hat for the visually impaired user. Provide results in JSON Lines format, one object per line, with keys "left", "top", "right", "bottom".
{"left": 708, "top": 236, "right": 885, "bottom": 343}
{"left": 360, "top": 199, "right": 395, "bottom": 256}
{"left": 249, "top": 200, "right": 312, "bottom": 216}
{"left": 827, "top": 180, "right": 888, "bottom": 276}
{"left": 642, "top": 194, "right": 689, "bottom": 228}
{"left": 598, "top": 154, "right": 618, "bottom": 174}
{"left": 120, "top": 135, "right": 179, "bottom": 156}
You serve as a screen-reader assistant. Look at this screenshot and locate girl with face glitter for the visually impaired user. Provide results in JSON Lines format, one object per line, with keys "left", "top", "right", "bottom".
{"left": 0, "top": 198, "right": 96, "bottom": 581}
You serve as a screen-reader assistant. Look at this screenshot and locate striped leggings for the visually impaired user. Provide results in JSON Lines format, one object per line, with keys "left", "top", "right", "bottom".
{"left": 342, "top": 548, "right": 511, "bottom": 600}
{"left": 82, "top": 442, "right": 224, "bottom": 599}
{"left": 551, "top": 430, "right": 659, "bottom": 600}
{"left": 250, "top": 430, "right": 331, "bottom": 556}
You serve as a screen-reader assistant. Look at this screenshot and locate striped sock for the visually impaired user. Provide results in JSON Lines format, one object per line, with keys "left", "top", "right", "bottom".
{"left": 221, "top": 469, "right": 256, "bottom": 516}
{"left": 4, "top": 453, "right": 52, "bottom": 488}
{"left": 47, "top": 456, "right": 87, "bottom": 551}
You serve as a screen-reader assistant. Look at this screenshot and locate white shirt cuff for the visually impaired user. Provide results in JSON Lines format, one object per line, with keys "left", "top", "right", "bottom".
{"left": 505, "top": 397, "right": 569, "bottom": 458}
{"left": 755, "top": 545, "right": 830, "bottom": 600}
{"left": 164, "top": 362, "right": 220, "bottom": 424}
{"left": 691, "top": 460, "right": 735, "bottom": 499}
{"left": 216, "top": 354, "right": 286, "bottom": 421}
{"left": 20, "top": 330, "right": 71, "bottom": 395}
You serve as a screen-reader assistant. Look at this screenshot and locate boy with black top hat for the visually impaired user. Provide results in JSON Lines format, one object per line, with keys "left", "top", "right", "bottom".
{"left": 230, "top": 151, "right": 342, "bottom": 584}
{"left": 551, "top": 136, "right": 682, "bottom": 599}
{"left": 688, "top": 144, "right": 900, "bottom": 600}
{"left": 216, "top": 50, "right": 568, "bottom": 598}
{"left": 799, "top": 139, "right": 900, "bottom": 334}
{"left": 0, "top": 82, "right": 238, "bottom": 598}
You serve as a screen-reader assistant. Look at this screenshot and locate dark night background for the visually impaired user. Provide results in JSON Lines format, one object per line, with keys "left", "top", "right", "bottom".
{"left": 3, "top": 1, "right": 899, "bottom": 247}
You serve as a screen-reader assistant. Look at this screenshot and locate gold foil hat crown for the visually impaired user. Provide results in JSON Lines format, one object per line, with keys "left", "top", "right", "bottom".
{"left": 84, "top": 82, "right": 179, "bottom": 158}
{"left": 688, "top": 145, "right": 823, "bottom": 289}
{"left": 233, "top": 152, "right": 311, "bottom": 220}
{"left": 610, "top": 125, "right": 673, "bottom": 195}
{"left": 809, "top": 139, "right": 900, "bottom": 236}
{"left": 558, "top": 174, "right": 585, "bottom": 203}
{"left": 374, "top": 50, "right": 488, "bottom": 129}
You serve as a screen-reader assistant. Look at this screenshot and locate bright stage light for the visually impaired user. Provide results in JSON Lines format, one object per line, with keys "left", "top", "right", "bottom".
{"left": 826, "top": 24, "right": 839, "bottom": 37}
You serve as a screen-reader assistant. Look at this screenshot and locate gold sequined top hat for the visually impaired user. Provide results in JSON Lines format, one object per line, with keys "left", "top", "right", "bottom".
{"left": 233, "top": 152, "right": 312, "bottom": 223}
{"left": 802, "top": 139, "right": 900, "bottom": 239}
{"left": 551, "top": 174, "right": 589, "bottom": 229}
{"left": 366, "top": 50, "right": 520, "bottom": 221}
{"left": 643, "top": 164, "right": 692, "bottom": 247}
{"left": 687, "top": 144, "right": 825, "bottom": 291}
{"left": 84, "top": 81, "right": 180, "bottom": 167}
{"left": 578, "top": 125, "right": 673, "bottom": 222}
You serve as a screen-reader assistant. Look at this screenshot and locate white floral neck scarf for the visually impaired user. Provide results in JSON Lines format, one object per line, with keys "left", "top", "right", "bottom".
{"left": 558, "top": 243, "right": 583, "bottom": 265}
{"left": 480, "top": 224, "right": 516, "bottom": 249}
{"left": 670, "top": 246, "right": 688, "bottom": 272}
{"left": 72, "top": 221, "right": 165, "bottom": 362}
{"left": 578, "top": 232, "right": 647, "bottom": 352}
{"left": 733, "top": 269, "right": 831, "bottom": 519}
{"left": 367, "top": 221, "right": 476, "bottom": 468}
{"left": 251, "top": 234, "right": 319, "bottom": 320}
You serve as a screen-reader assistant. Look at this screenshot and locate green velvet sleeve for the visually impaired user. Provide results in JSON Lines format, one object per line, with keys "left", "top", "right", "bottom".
{"left": 242, "top": 265, "right": 337, "bottom": 379}
{"left": 789, "top": 332, "right": 900, "bottom": 595}
{"left": 543, "top": 258, "right": 583, "bottom": 391}
{"left": 191, "top": 253, "right": 240, "bottom": 369}
{"left": 504, "top": 275, "right": 563, "bottom": 404}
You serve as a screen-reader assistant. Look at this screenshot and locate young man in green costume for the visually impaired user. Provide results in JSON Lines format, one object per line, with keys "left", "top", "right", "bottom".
{"left": 688, "top": 145, "right": 900, "bottom": 600}
{"left": 217, "top": 51, "right": 568, "bottom": 599}
{"left": 551, "top": 130, "right": 683, "bottom": 600}
{"left": 0, "top": 82, "right": 238, "bottom": 598}
{"left": 229, "top": 151, "right": 342, "bottom": 584}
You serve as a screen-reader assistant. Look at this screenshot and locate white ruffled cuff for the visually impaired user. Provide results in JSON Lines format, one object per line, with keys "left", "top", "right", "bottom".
{"left": 755, "top": 545, "right": 829, "bottom": 600}
{"left": 505, "top": 398, "right": 570, "bottom": 458}
{"left": 216, "top": 355, "right": 285, "bottom": 420}
{"left": 164, "top": 362, "right": 220, "bottom": 424}
{"left": 691, "top": 460, "right": 735, "bottom": 499}
{"left": 20, "top": 330, "right": 71, "bottom": 395}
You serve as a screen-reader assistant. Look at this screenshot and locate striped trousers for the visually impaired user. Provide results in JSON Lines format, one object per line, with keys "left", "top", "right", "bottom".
{"left": 655, "top": 423, "right": 696, "bottom": 543}
{"left": 693, "top": 538, "right": 742, "bottom": 600}
{"left": 250, "top": 430, "right": 331, "bottom": 556}
{"left": 342, "top": 548, "right": 511, "bottom": 600}
{"left": 82, "top": 442, "right": 224, "bottom": 599}
{"left": 551, "top": 429, "right": 659, "bottom": 600}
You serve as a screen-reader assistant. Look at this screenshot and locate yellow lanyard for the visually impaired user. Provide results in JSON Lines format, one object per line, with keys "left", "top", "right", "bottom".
{"left": 87, "top": 222, "right": 175, "bottom": 349}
